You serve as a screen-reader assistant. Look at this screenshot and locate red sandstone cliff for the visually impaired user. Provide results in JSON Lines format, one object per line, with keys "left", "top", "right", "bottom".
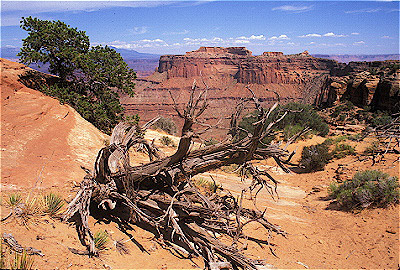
{"left": 122, "top": 47, "right": 340, "bottom": 138}
{"left": 121, "top": 47, "right": 399, "bottom": 138}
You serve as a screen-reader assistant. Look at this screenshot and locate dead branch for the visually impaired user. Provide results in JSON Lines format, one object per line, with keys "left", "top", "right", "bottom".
{"left": 63, "top": 83, "right": 297, "bottom": 269}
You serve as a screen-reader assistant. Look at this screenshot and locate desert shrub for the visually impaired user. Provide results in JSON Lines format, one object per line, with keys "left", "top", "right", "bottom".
{"left": 204, "top": 138, "right": 219, "bottom": 146}
{"left": 329, "top": 170, "right": 400, "bottom": 209}
{"left": 239, "top": 102, "right": 328, "bottom": 143}
{"left": 282, "top": 124, "right": 307, "bottom": 141}
{"left": 94, "top": 230, "right": 109, "bottom": 250}
{"left": 330, "top": 101, "right": 354, "bottom": 118}
{"left": 363, "top": 141, "right": 381, "bottom": 156}
{"left": 6, "top": 193, "right": 22, "bottom": 207}
{"left": 152, "top": 117, "right": 177, "bottom": 135}
{"left": 17, "top": 196, "right": 43, "bottom": 227}
{"left": 194, "top": 177, "right": 220, "bottom": 193}
{"left": 300, "top": 143, "right": 332, "bottom": 172}
{"left": 331, "top": 143, "right": 356, "bottom": 159}
{"left": 43, "top": 193, "right": 64, "bottom": 217}
{"left": 347, "top": 133, "right": 363, "bottom": 141}
{"left": 10, "top": 250, "right": 35, "bottom": 270}
{"left": 370, "top": 114, "right": 392, "bottom": 127}
{"left": 160, "top": 136, "right": 175, "bottom": 147}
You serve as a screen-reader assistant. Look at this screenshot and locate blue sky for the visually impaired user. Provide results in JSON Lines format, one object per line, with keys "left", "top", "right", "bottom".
{"left": 1, "top": 1, "right": 399, "bottom": 55}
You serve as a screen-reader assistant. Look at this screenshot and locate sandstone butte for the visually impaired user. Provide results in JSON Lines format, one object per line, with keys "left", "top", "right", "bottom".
{"left": 121, "top": 46, "right": 399, "bottom": 138}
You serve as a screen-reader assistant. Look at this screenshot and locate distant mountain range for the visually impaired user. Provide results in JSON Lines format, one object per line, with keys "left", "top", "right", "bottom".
{"left": 2, "top": 46, "right": 399, "bottom": 77}
{"left": 0, "top": 46, "right": 161, "bottom": 77}
{"left": 312, "top": 54, "right": 400, "bottom": 63}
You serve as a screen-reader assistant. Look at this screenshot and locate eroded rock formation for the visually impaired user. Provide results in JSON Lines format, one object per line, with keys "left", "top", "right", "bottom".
{"left": 121, "top": 47, "right": 399, "bottom": 137}
{"left": 318, "top": 61, "right": 400, "bottom": 112}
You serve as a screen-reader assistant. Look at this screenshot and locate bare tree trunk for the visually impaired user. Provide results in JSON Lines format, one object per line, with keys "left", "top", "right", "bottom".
{"left": 64, "top": 83, "right": 295, "bottom": 269}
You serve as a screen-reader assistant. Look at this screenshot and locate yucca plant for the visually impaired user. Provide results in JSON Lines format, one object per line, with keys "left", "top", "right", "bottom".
{"left": 10, "top": 250, "right": 34, "bottom": 270}
{"left": 43, "top": 193, "right": 64, "bottom": 216}
{"left": 17, "top": 196, "right": 43, "bottom": 228}
{"left": 6, "top": 193, "right": 22, "bottom": 208}
{"left": 94, "top": 230, "right": 109, "bottom": 250}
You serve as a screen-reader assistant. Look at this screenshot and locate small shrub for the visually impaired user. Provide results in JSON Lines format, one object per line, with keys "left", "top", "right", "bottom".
{"left": 331, "top": 143, "right": 356, "bottom": 159}
{"left": 347, "top": 133, "right": 363, "bottom": 141}
{"left": 17, "top": 196, "right": 43, "bottom": 227}
{"left": 152, "top": 117, "right": 177, "bottom": 135}
{"left": 363, "top": 141, "right": 381, "bottom": 156}
{"left": 7, "top": 193, "right": 22, "bottom": 208}
{"left": 204, "top": 138, "right": 219, "bottom": 146}
{"left": 329, "top": 170, "right": 400, "bottom": 209}
{"left": 300, "top": 143, "right": 332, "bottom": 172}
{"left": 160, "top": 136, "right": 175, "bottom": 147}
{"left": 370, "top": 114, "right": 392, "bottom": 127}
{"left": 1, "top": 241, "right": 34, "bottom": 270}
{"left": 282, "top": 124, "right": 307, "bottom": 141}
{"left": 330, "top": 101, "right": 354, "bottom": 118}
{"left": 238, "top": 102, "right": 329, "bottom": 144}
{"left": 43, "top": 193, "right": 64, "bottom": 216}
{"left": 194, "top": 177, "right": 220, "bottom": 193}
{"left": 10, "top": 250, "right": 34, "bottom": 270}
{"left": 94, "top": 230, "right": 109, "bottom": 250}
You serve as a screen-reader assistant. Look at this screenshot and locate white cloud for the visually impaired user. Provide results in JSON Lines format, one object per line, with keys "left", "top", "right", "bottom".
{"left": 351, "top": 32, "right": 360, "bottom": 35}
{"left": 272, "top": 5, "right": 313, "bottom": 13}
{"left": 298, "top": 33, "right": 322, "bottom": 38}
{"left": 353, "top": 41, "right": 366, "bottom": 45}
{"left": 268, "top": 34, "right": 290, "bottom": 40}
{"left": 234, "top": 40, "right": 250, "bottom": 44}
{"left": 164, "top": 30, "right": 190, "bottom": 35}
{"left": 130, "top": 26, "right": 148, "bottom": 35}
{"left": 1, "top": 1, "right": 171, "bottom": 13}
{"left": 381, "top": 35, "right": 392, "bottom": 39}
{"left": 345, "top": 8, "right": 381, "bottom": 14}
{"left": 299, "top": 32, "right": 347, "bottom": 38}
{"left": 108, "top": 38, "right": 169, "bottom": 49}
{"left": 323, "top": 32, "right": 347, "bottom": 38}
{"left": 236, "top": 35, "right": 266, "bottom": 41}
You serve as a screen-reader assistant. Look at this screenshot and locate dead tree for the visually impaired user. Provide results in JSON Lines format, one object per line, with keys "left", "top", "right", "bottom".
{"left": 63, "top": 83, "right": 295, "bottom": 269}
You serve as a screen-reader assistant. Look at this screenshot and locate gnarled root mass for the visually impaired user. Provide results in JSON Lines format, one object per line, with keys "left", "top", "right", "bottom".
{"left": 64, "top": 84, "right": 295, "bottom": 269}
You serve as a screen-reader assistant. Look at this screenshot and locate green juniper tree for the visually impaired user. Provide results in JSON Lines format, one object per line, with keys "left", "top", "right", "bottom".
{"left": 18, "top": 17, "right": 137, "bottom": 133}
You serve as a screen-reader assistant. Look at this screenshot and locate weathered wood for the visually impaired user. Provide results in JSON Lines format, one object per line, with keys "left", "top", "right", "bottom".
{"left": 2, "top": 233, "right": 44, "bottom": 256}
{"left": 64, "top": 85, "right": 295, "bottom": 269}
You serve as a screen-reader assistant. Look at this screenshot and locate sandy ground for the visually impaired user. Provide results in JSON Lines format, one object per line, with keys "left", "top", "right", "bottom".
{"left": 1, "top": 58, "right": 399, "bottom": 269}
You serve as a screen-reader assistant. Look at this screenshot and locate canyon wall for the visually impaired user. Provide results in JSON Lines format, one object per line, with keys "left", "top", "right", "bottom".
{"left": 122, "top": 47, "right": 399, "bottom": 138}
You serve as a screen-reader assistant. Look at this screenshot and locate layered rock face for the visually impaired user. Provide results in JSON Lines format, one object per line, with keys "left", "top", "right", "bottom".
{"left": 158, "top": 47, "right": 337, "bottom": 84}
{"left": 122, "top": 47, "right": 399, "bottom": 138}
{"left": 122, "top": 47, "right": 340, "bottom": 138}
{"left": 318, "top": 61, "right": 400, "bottom": 112}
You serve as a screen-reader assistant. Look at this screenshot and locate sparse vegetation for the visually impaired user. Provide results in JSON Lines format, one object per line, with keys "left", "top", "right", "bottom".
{"left": 300, "top": 143, "right": 332, "bottom": 172}
{"left": 10, "top": 250, "right": 35, "bottom": 270}
{"left": 160, "top": 136, "right": 175, "bottom": 147}
{"left": 329, "top": 170, "right": 400, "bottom": 209}
{"left": 363, "top": 141, "right": 381, "bottom": 156}
{"left": 1, "top": 241, "right": 34, "bottom": 270}
{"left": 239, "top": 102, "right": 329, "bottom": 143}
{"left": 6, "top": 193, "right": 22, "bottom": 208}
{"left": 330, "top": 101, "right": 354, "bottom": 119}
{"left": 43, "top": 193, "right": 64, "bottom": 217}
{"left": 204, "top": 138, "right": 219, "bottom": 146}
{"left": 94, "top": 230, "right": 109, "bottom": 250}
{"left": 152, "top": 117, "right": 177, "bottom": 135}
{"left": 331, "top": 143, "right": 356, "bottom": 159}
{"left": 194, "top": 177, "right": 220, "bottom": 193}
